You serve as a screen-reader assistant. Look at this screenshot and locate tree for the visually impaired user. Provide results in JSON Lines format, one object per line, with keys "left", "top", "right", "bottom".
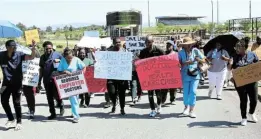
{"left": 16, "top": 22, "right": 27, "bottom": 31}
{"left": 239, "top": 20, "right": 252, "bottom": 31}
{"left": 46, "top": 26, "right": 52, "bottom": 32}
{"left": 69, "top": 25, "right": 73, "bottom": 31}
{"left": 156, "top": 23, "right": 165, "bottom": 33}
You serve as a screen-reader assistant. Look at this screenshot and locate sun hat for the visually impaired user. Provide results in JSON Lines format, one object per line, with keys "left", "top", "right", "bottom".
{"left": 180, "top": 37, "right": 196, "bottom": 45}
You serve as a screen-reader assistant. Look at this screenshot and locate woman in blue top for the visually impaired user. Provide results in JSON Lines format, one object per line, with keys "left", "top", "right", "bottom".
{"left": 178, "top": 37, "right": 205, "bottom": 118}
{"left": 57, "top": 49, "right": 85, "bottom": 123}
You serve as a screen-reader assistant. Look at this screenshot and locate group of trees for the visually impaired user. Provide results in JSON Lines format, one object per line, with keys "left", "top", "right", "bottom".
{"left": 15, "top": 22, "right": 106, "bottom": 41}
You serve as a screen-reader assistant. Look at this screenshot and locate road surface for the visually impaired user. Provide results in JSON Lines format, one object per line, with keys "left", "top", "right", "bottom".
{"left": 0, "top": 83, "right": 261, "bottom": 139}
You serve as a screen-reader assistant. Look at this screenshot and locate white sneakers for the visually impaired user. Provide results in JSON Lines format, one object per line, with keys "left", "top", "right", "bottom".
{"left": 249, "top": 113, "right": 258, "bottom": 123}
{"left": 5, "top": 120, "right": 22, "bottom": 131}
{"left": 5, "top": 120, "right": 16, "bottom": 129}
{"left": 182, "top": 107, "right": 196, "bottom": 118}
{"left": 189, "top": 112, "right": 197, "bottom": 118}
{"left": 217, "top": 95, "right": 222, "bottom": 100}
{"left": 241, "top": 119, "right": 247, "bottom": 126}
{"left": 241, "top": 114, "right": 259, "bottom": 126}
{"left": 182, "top": 107, "right": 190, "bottom": 116}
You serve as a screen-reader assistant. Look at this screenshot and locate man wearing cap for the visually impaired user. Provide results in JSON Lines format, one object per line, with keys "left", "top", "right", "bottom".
{"left": 161, "top": 40, "right": 178, "bottom": 105}
{"left": 38, "top": 41, "right": 64, "bottom": 120}
{"left": 138, "top": 35, "right": 165, "bottom": 117}
{"left": 0, "top": 40, "right": 36, "bottom": 131}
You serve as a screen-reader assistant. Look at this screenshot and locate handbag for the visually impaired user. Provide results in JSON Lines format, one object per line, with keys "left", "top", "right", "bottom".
{"left": 195, "top": 49, "right": 210, "bottom": 72}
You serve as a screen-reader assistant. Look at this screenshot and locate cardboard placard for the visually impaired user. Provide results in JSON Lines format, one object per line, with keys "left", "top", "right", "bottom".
{"left": 232, "top": 62, "right": 261, "bottom": 87}
{"left": 153, "top": 36, "right": 170, "bottom": 51}
{"left": 83, "top": 67, "right": 107, "bottom": 92}
{"left": 135, "top": 53, "right": 182, "bottom": 90}
{"left": 54, "top": 71, "right": 88, "bottom": 99}
{"left": 25, "top": 29, "right": 40, "bottom": 45}
{"left": 22, "top": 58, "right": 40, "bottom": 87}
{"left": 94, "top": 51, "right": 133, "bottom": 80}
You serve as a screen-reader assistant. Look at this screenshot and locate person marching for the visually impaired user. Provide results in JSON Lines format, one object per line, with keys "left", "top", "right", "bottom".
{"left": 0, "top": 40, "right": 36, "bottom": 130}
{"left": 100, "top": 46, "right": 112, "bottom": 108}
{"left": 229, "top": 37, "right": 259, "bottom": 126}
{"left": 78, "top": 48, "right": 93, "bottom": 108}
{"left": 23, "top": 40, "right": 41, "bottom": 119}
{"left": 38, "top": 41, "right": 64, "bottom": 120}
{"left": 207, "top": 43, "right": 230, "bottom": 100}
{"left": 178, "top": 37, "right": 205, "bottom": 118}
{"left": 57, "top": 49, "right": 85, "bottom": 123}
{"left": 138, "top": 35, "right": 165, "bottom": 117}
{"left": 161, "top": 40, "right": 178, "bottom": 105}
{"left": 107, "top": 38, "right": 128, "bottom": 115}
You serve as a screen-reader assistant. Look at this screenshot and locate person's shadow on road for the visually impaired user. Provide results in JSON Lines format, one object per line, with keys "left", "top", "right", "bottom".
{"left": 187, "top": 121, "right": 240, "bottom": 128}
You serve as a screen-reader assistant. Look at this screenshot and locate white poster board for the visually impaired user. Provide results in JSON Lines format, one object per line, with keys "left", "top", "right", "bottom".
{"left": 22, "top": 58, "right": 40, "bottom": 87}
{"left": 125, "top": 36, "right": 146, "bottom": 51}
{"left": 94, "top": 51, "right": 133, "bottom": 80}
{"left": 54, "top": 71, "right": 88, "bottom": 99}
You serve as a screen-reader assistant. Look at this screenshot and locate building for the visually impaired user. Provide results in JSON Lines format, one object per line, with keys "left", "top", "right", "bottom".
{"left": 106, "top": 10, "right": 142, "bottom": 38}
{"left": 155, "top": 16, "right": 204, "bottom": 26}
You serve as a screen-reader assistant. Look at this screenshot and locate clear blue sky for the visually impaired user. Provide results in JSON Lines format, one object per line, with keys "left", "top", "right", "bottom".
{"left": 0, "top": 0, "right": 260, "bottom": 27}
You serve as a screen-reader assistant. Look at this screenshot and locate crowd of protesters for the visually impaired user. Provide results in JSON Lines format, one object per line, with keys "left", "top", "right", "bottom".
{"left": 0, "top": 35, "right": 260, "bottom": 131}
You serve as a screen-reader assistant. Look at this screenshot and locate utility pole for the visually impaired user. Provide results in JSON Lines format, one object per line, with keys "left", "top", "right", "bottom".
{"left": 211, "top": 0, "right": 214, "bottom": 36}
{"left": 217, "top": 0, "right": 219, "bottom": 25}
{"left": 249, "top": 0, "right": 252, "bottom": 19}
{"left": 148, "top": 0, "right": 150, "bottom": 27}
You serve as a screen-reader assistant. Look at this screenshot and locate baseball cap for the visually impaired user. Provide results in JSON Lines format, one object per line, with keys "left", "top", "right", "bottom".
{"left": 166, "top": 40, "right": 175, "bottom": 46}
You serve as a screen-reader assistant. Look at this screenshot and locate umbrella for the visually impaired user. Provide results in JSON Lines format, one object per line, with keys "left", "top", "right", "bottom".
{"left": 203, "top": 34, "right": 239, "bottom": 56}
{"left": 0, "top": 44, "right": 32, "bottom": 55}
{"left": 0, "top": 20, "right": 23, "bottom": 38}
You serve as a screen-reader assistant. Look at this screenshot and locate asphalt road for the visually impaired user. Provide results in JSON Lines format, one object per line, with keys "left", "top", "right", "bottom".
{"left": 0, "top": 83, "right": 261, "bottom": 139}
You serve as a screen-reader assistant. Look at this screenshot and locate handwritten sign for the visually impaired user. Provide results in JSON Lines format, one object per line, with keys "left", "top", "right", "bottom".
{"left": 83, "top": 67, "right": 107, "bottom": 92}
{"left": 153, "top": 36, "right": 170, "bottom": 51}
{"left": 25, "top": 29, "right": 40, "bottom": 45}
{"left": 94, "top": 51, "right": 133, "bottom": 80}
{"left": 135, "top": 53, "right": 182, "bottom": 90}
{"left": 54, "top": 71, "right": 88, "bottom": 99}
{"left": 125, "top": 36, "right": 146, "bottom": 51}
{"left": 22, "top": 58, "right": 40, "bottom": 87}
{"left": 232, "top": 62, "right": 261, "bottom": 87}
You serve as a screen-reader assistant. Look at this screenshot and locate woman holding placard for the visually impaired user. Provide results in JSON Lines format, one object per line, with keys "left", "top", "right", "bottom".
{"left": 229, "top": 37, "right": 259, "bottom": 126}
{"left": 57, "top": 49, "right": 85, "bottom": 123}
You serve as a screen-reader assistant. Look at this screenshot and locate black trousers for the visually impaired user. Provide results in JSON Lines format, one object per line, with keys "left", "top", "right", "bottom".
{"left": 104, "top": 92, "right": 110, "bottom": 102}
{"left": 235, "top": 82, "right": 258, "bottom": 119}
{"left": 79, "top": 93, "right": 91, "bottom": 106}
{"left": 23, "top": 86, "right": 35, "bottom": 113}
{"left": 161, "top": 89, "right": 177, "bottom": 103}
{"left": 148, "top": 90, "right": 165, "bottom": 110}
{"left": 107, "top": 80, "right": 127, "bottom": 110}
{"left": 1, "top": 83, "right": 22, "bottom": 123}
{"left": 44, "top": 80, "right": 64, "bottom": 115}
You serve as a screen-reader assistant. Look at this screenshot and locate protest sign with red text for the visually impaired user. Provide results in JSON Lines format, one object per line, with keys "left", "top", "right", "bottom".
{"left": 54, "top": 71, "right": 88, "bottom": 99}
{"left": 83, "top": 67, "right": 107, "bottom": 92}
{"left": 135, "top": 53, "right": 182, "bottom": 91}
